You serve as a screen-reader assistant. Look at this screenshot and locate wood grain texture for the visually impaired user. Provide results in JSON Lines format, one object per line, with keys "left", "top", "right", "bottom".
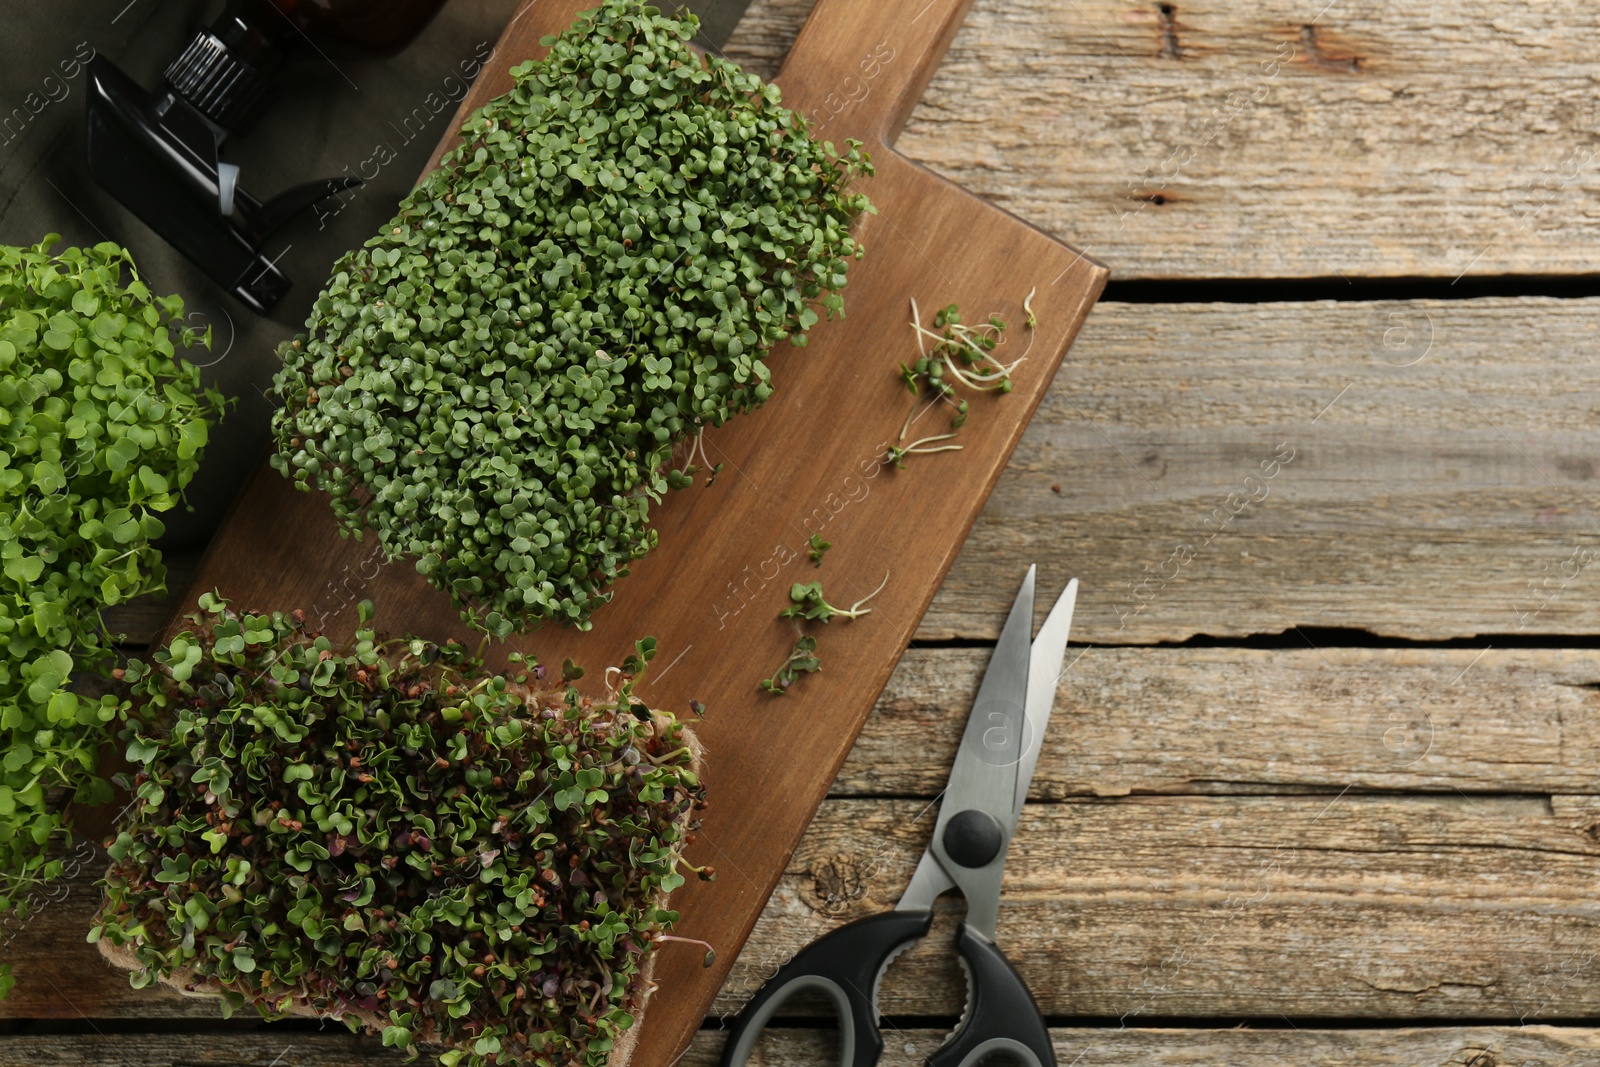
{"left": 6, "top": 1026, "right": 1600, "bottom": 1067}
{"left": 717, "top": 794, "right": 1600, "bottom": 1020}
{"left": 923, "top": 295, "right": 1600, "bottom": 642}
{"left": 724, "top": 0, "right": 1600, "bottom": 280}
{"left": 14, "top": 790, "right": 1600, "bottom": 1021}
{"left": 139, "top": 1, "right": 1106, "bottom": 1063}
{"left": 842, "top": 647, "right": 1600, "bottom": 797}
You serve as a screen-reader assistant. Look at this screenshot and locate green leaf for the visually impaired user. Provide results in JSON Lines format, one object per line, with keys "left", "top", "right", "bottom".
{"left": 169, "top": 641, "right": 203, "bottom": 682}
{"left": 176, "top": 418, "right": 207, "bottom": 460}
{"left": 3, "top": 556, "right": 42, "bottom": 583}
{"left": 137, "top": 465, "right": 168, "bottom": 494}
{"left": 125, "top": 737, "right": 160, "bottom": 764}
{"left": 154, "top": 854, "right": 191, "bottom": 883}
{"left": 105, "top": 436, "right": 139, "bottom": 473}
{"left": 46, "top": 690, "right": 78, "bottom": 725}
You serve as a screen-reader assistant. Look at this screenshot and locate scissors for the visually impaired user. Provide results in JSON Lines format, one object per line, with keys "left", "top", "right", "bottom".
{"left": 719, "top": 566, "right": 1077, "bottom": 1067}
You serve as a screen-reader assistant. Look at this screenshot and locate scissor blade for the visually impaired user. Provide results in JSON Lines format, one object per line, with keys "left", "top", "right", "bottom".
{"left": 896, "top": 847, "right": 956, "bottom": 913}
{"left": 916, "top": 567, "right": 1035, "bottom": 940}
{"left": 941, "top": 566, "right": 1035, "bottom": 836}
{"left": 1015, "top": 578, "right": 1078, "bottom": 821}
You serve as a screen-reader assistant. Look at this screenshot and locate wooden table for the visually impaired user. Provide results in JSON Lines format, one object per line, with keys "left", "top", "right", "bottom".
{"left": 9, "top": 0, "right": 1600, "bottom": 1064}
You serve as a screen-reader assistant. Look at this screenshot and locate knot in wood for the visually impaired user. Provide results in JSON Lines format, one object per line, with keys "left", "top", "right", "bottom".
{"left": 807, "top": 855, "right": 871, "bottom": 915}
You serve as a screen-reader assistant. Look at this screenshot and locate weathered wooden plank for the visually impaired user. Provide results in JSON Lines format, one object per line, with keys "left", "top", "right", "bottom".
{"left": 5, "top": 1026, "right": 1600, "bottom": 1067}
{"left": 727, "top": 0, "right": 1600, "bottom": 280}
{"left": 716, "top": 794, "right": 1600, "bottom": 1020}
{"left": 0, "top": 1035, "right": 387, "bottom": 1066}
{"left": 843, "top": 647, "right": 1600, "bottom": 797}
{"left": 13, "top": 793, "right": 1600, "bottom": 1020}
{"left": 925, "top": 296, "right": 1600, "bottom": 641}
{"left": 685, "top": 1025, "right": 1600, "bottom": 1067}
{"left": 108, "top": 297, "right": 1600, "bottom": 646}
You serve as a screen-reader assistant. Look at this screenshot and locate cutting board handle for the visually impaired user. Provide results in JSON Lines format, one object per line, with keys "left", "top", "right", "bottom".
{"left": 775, "top": 0, "right": 977, "bottom": 148}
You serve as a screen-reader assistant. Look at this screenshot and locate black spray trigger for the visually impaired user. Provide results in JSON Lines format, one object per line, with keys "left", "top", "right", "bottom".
{"left": 84, "top": 52, "right": 360, "bottom": 312}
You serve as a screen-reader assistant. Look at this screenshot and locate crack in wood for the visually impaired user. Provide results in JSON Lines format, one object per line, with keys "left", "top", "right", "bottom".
{"left": 1355, "top": 977, "right": 1501, "bottom": 999}
{"left": 1158, "top": 3, "right": 1182, "bottom": 60}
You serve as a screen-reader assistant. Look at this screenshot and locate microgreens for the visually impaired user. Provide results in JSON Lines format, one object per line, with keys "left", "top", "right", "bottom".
{"left": 760, "top": 574, "right": 887, "bottom": 696}
{"left": 758, "top": 635, "right": 819, "bottom": 696}
{"left": 271, "top": 0, "right": 876, "bottom": 639}
{"left": 780, "top": 575, "right": 888, "bottom": 623}
{"left": 894, "top": 297, "right": 1031, "bottom": 463}
{"left": 91, "top": 593, "right": 705, "bottom": 1067}
{"left": 807, "top": 534, "right": 831, "bottom": 567}
{"left": 0, "top": 235, "right": 225, "bottom": 996}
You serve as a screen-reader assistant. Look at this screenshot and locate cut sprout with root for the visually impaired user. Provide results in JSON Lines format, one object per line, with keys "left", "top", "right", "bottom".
{"left": 760, "top": 572, "right": 891, "bottom": 696}
{"left": 780, "top": 572, "right": 890, "bottom": 624}
{"left": 887, "top": 432, "right": 962, "bottom": 469}
{"left": 907, "top": 296, "right": 1026, "bottom": 393}
{"left": 666, "top": 429, "right": 724, "bottom": 490}
{"left": 895, "top": 293, "right": 1037, "bottom": 454}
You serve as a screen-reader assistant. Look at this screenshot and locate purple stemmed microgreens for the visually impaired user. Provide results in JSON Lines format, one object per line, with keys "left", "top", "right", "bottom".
{"left": 91, "top": 595, "right": 707, "bottom": 1067}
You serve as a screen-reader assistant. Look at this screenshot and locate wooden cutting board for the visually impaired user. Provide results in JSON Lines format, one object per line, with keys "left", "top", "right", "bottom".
{"left": 168, "top": 1, "right": 1106, "bottom": 1061}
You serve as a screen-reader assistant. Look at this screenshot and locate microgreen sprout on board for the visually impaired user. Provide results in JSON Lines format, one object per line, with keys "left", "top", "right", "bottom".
{"left": 271, "top": 0, "right": 876, "bottom": 640}
{"left": 759, "top": 635, "right": 820, "bottom": 696}
{"left": 780, "top": 575, "right": 888, "bottom": 624}
{"left": 807, "top": 533, "right": 831, "bottom": 567}
{"left": 892, "top": 293, "right": 1036, "bottom": 466}
{"left": 760, "top": 575, "right": 887, "bottom": 696}
{"left": 886, "top": 431, "right": 962, "bottom": 469}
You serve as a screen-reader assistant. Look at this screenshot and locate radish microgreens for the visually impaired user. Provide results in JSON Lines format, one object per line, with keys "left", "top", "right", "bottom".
{"left": 93, "top": 593, "right": 705, "bottom": 1067}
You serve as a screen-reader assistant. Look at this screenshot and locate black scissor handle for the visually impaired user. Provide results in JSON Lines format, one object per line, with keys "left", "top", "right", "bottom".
{"left": 719, "top": 909, "right": 935, "bottom": 1067}
{"left": 927, "top": 922, "right": 1055, "bottom": 1067}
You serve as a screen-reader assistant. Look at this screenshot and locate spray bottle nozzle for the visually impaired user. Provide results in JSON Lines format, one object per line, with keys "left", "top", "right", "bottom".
{"left": 84, "top": 8, "right": 362, "bottom": 313}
